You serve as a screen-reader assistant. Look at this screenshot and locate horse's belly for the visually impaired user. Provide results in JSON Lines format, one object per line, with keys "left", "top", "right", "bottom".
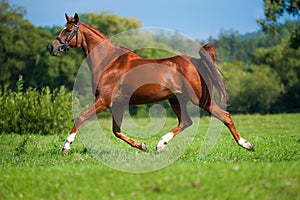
{"left": 128, "top": 84, "right": 177, "bottom": 105}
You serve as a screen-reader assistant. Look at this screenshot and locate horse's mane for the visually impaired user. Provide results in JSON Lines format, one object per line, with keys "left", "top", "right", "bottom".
{"left": 81, "top": 22, "right": 108, "bottom": 40}
{"left": 81, "top": 22, "right": 132, "bottom": 53}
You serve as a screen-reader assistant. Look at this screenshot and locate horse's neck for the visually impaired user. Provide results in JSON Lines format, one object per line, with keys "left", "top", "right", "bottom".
{"left": 80, "top": 24, "right": 107, "bottom": 56}
{"left": 81, "top": 23, "right": 129, "bottom": 56}
{"left": 80, "top": 23, "right": 130, "bottom": 82}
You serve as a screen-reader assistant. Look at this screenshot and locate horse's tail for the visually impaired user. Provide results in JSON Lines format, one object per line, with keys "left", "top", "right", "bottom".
{"left": 199, "top": 44, "right": 228, "bottom": 106}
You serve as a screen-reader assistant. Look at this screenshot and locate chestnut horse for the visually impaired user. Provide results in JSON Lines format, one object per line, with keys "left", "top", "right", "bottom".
{"left": 48, "top": 13, "right": 254, "bottom": 153}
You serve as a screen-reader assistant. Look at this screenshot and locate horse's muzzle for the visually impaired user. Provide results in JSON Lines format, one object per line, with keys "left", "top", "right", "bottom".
{"left": 48, "top": 44, "right": 66, "bottom": 56}
{"left": 48, "top": 45, "right": 54, "bottom": 54}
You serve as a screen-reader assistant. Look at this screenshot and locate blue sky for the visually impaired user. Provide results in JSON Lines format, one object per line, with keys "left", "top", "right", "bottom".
{"left": 10, "top": 0, "right": 264, "bottom": 40}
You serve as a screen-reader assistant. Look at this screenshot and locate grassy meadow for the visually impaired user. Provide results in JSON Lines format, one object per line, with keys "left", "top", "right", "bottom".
{"left": 0, "top": 113, "right": 300, "bottom": 199}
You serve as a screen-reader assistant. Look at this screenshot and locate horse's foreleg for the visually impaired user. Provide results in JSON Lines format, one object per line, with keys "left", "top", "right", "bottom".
{"left": 156, "top": 98, "right": 193, "bottom": 153}
{"left": 62, "top": 97, "right": 107, "bottom": 153}
{"left": 206, "top": 102, "right": 254, "bottom": 151}
{"left": 111, "top": 104, "right": 147, "bottom": 151}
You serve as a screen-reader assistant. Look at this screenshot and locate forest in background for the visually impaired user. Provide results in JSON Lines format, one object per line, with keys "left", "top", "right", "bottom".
{"left": 1, "top": 0, "right": 299, "bottom": 114}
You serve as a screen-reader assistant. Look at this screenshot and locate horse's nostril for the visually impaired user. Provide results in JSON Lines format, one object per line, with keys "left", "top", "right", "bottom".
{"left": 48, "top": 45, "right": 53, "bottom": 53}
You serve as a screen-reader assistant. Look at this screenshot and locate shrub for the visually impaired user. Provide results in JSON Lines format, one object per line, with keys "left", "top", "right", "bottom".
{"left": 223, "top": 62, "right": 284, "bottom": 113}
{"left": 0, "top": 76, "right": 73, "bottom": 134}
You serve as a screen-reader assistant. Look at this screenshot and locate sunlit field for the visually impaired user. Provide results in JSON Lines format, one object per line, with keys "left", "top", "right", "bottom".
{"left": 1, "top": 114, "right": 299, "bottom": 199}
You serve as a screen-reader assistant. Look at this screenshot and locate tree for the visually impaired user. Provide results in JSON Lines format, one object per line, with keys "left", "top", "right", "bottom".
{"left": 215, "top": 29, "right": 246, "bottom": 62}
{"left": 257, "top": 0, "right": 300, "bottom": 49}
{"left": 223, "top": 61, "right": 284, "bottom": 113}
{"left": 80, "top": 11, "right": 142, "bottom": 36}
{"left": 0, "top": 0, "right": 52, "bottom": 88}
{"left": 253, "top": 41, "right": 300, "bottom": 112}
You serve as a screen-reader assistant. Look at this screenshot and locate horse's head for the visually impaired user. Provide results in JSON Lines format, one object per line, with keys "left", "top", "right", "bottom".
{"left": 48, "top": 13, "right": 81, "bottom": 56}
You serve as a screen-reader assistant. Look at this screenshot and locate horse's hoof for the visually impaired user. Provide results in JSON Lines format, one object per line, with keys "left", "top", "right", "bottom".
{"left": 247, "top": 142, "right": 254, "bottom": 151}
{"left": 141, "top": 142, "right": 148, "bottom": 151}
{"left": 156, "top": 145, "right": 165, "bottom": 154}
{"left": 238, "top": 138, "right": 254, "bottom": 152}
{"left": 62, "top": 147, "right": 71, "bottom": 154}
{"left": 243, "top": 141, "right": 254, "bottom": 151}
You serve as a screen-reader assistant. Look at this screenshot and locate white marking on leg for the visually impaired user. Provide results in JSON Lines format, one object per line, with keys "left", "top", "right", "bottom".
{"left": 156, "top": 132, "right": 174, "bottom": 151}
{"left": 238, "top": 138, "right": 254, "bottom": 151}
{"left": 63, "top": 132, "right": 77, "bottom": 150}
{"left": 66, "top": 132, "right": 77, "bottom": 143}
{"left": 238, "top": 138, "right": 246, "bottom": 146}
{"left": 63, "top": 142, "right": 70, "bottom": 150}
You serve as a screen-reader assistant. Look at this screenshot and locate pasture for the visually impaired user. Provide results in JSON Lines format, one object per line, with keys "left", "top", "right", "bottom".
{"left": 0, "top": 114, "right": 300, "bottom": 199}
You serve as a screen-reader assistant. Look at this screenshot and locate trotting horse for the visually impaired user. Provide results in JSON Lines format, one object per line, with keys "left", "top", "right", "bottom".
{"left": 48, "top": 13, "right": 254, "bottom": 153}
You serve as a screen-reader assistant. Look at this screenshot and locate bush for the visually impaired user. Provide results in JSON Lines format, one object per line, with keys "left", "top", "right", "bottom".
{"left": 223, "top": 62, "right": 284, "bottom": 113}
{"left": 0, "top": 76, "right": 73, "bottom": 134}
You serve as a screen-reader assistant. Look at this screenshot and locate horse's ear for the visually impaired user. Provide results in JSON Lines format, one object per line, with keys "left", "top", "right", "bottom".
{"left": 74, "top": 13, "right": 79, "bottom": 24}
{"left": 65, "top": 13, "right": 71, "bottom": 22}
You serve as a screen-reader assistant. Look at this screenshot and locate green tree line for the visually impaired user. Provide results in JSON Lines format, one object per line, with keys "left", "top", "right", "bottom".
{"left": 214, "top": 20, "right": 300, "bottom": 113}
{"left": 1, "top": 0, "right": 299, "bottom": 114}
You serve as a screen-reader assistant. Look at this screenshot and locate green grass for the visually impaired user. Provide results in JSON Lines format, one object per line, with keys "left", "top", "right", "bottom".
{"left": 0, "top": 114, "right": 300, "bottom": 199}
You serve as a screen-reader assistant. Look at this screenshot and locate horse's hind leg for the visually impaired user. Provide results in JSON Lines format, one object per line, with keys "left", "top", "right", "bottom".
{"left": 111, "top": 103, "right": 148, "bottom": 151}
{"left": 202, "top": 101, "right": 254, "bottom": 151}
{"left": 62, "top": 96, "right": 107, "bottom": 153}
{"left": 156, "top": 97, "right": 193, "bottom": 153}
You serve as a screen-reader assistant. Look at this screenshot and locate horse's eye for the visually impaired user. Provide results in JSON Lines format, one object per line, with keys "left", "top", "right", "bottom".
{"left": 66, "top": 28, "right": 72, "bottom": 33}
